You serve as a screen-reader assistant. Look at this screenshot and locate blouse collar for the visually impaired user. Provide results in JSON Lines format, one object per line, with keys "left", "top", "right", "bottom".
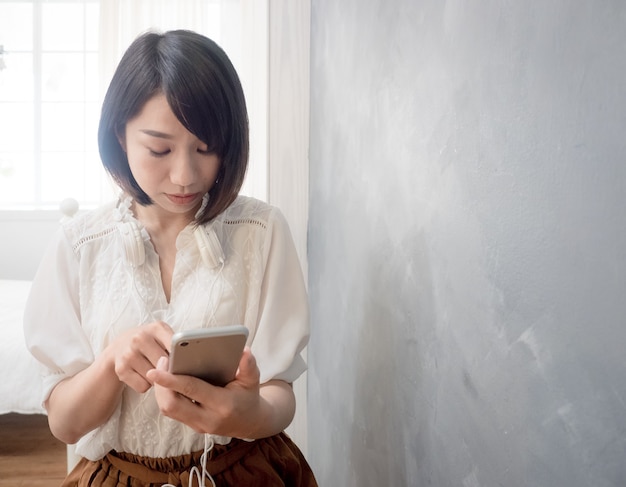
{"left": 113, "top": 194, "right": 223, "bottom": 269}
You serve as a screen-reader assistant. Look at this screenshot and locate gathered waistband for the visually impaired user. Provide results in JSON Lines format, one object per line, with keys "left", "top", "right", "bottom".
{"left": 62, "top": 432, "right": 318, "bottom": 487}
{"left": 106, "top": 437, "right": 256, "bottom": 485}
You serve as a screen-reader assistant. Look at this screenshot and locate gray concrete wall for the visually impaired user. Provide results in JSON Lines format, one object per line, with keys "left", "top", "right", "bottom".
{"left": 307, "top": 1, "right": 626, "bottom": 486}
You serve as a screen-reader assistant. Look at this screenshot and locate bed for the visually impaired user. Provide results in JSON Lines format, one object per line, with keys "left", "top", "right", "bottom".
{"left": 0, "top": 200, "right": 81, "bottom": 472}
{"left": 1, "top": 278, "right": 81, "bottom": 472}
{"left": 0, "top": 279, "right": 46, "bottom": 416}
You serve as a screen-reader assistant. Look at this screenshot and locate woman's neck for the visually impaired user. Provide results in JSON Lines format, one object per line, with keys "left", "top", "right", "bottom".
{"left": 132, "top": 202, "right": 196, "bottom": 236}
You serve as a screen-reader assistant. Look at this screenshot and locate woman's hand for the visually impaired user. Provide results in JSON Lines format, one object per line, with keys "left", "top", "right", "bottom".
{"left": 147, "top": 348, "right": 296, "bottom": 439}
{"left": 46, "top": 320, "right": 174, "bottom": 444}
{"left": 105, "top": 320, "right": 174, "bottom": 393}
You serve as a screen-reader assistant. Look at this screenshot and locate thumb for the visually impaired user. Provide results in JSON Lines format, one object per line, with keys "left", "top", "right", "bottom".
{"left": 235, "top": 347, "right": 260, "bottom": 386}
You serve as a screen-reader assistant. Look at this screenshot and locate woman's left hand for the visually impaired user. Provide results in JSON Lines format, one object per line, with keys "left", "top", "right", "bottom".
{"left": 146, "top": 347, "right": 293, "bottom": 439}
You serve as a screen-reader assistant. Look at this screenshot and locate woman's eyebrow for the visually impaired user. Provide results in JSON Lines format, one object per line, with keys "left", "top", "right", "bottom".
{"left": 140, "top": 129, "right": 174, "bottom": 139}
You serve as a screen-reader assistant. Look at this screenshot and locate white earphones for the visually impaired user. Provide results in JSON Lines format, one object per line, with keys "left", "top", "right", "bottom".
{"left": 193, "top": 226, "right": 225, "bottom": 269}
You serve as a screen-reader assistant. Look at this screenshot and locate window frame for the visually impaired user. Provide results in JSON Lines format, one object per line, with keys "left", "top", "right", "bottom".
{"left": 0, "top": 0, "right": 101, "bottom": 210}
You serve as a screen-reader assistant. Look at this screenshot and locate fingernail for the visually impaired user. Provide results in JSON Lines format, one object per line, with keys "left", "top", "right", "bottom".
{"left": 157, "top": 356, "right": 168, "bottom": 369}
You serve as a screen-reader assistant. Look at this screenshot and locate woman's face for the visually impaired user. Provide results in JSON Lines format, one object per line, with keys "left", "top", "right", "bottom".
{"left": 121, "top": 93, "right": 220, "bottom": 220}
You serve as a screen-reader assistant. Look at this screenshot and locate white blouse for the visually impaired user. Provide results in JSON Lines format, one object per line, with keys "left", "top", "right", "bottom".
{"left": 24, "top": 195, "right": 309, "bottom": 461}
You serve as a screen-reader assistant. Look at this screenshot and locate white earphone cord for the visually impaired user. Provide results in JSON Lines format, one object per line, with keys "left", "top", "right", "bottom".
{"left": 123, "top": 220, "right": 222, "bottom": 486}
{"left": 162, "top": 434, "right": 216, "bottom": 487}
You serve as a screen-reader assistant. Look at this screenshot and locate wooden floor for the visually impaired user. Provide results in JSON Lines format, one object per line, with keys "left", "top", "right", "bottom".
{"left": 0, "top": 413, "right": 66, "bottom": 486}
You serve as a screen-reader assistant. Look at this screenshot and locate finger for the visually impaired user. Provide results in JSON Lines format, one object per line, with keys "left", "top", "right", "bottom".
{"left": 149, "top": 321, "right": 175, "bottom": 354}
{"left": 140, "top": 322, "right": 174, "bottom": 363}
{"left": 115, "top": 360, "right": 153, "bottom": 393}
{"left": 116, "top": 341, "right": 166, "bottom": 390}
{"left": 152, "top": 370, "right": 212, "bottom": 425}
{"left": 148, "top": 357, "right": 213, "bottom": 403}
{"left": 233, "top": 347, "right": 260, "bottom": 387}
{"left": 152, "top": 373, "right": 200, "bottom": 420}
{"left": 124, "top": 324, "right": 173, "bottom": 377}
{"left": 125, "top": 344, "right": 164, "bottom": 379}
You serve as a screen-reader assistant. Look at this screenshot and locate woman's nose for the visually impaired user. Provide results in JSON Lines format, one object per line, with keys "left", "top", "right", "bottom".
{"left": 170, "top": 151, "right": 197, "bottom": 187}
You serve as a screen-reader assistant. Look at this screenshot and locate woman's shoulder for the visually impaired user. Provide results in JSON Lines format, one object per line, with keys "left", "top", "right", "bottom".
{"left": 216, "top": 195, "right": 278, "bottom": 228}
{"left": 60, "top": 199, "right": 126, "bottom": 250}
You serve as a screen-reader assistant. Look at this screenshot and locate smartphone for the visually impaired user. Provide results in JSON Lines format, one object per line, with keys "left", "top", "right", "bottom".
{"left": 169, "top": 325, "right": 249, "bottom": 386}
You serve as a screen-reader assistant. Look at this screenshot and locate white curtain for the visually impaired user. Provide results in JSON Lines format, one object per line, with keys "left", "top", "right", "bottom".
{"left": 99, "top": 0, "right": 231, "bottom": 89}
{"left": 98, "top": 0, "right": 268, "bottom": 201}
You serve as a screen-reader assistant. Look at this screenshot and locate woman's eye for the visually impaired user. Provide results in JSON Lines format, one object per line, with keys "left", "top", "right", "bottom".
{"left": 149, "top": 148, "right": 170, "bottom": 157}
{"left": 197, "top": 147, "right": 213, "bottom": 155}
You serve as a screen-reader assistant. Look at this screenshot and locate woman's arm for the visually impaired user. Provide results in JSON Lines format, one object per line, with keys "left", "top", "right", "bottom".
{"left": 46, "top": 352, "right": 124, "bottom": 444}
{"left": 47, "top": 321, "right": 173, "bottom": 444}
{"left": 253, "top": 379, "right": 296, "bottom": 437}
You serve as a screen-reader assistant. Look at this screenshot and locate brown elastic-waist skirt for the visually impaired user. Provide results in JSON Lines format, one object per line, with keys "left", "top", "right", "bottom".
{"left": 61, "top": 432, "right": 317, "bottom": 487}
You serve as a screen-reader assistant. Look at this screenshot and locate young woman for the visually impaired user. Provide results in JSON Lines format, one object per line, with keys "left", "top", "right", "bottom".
{"left": 24, "top": 30, "right": 317, "bottom": 487}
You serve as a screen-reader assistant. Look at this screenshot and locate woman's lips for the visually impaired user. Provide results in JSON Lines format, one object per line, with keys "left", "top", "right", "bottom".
{"left": 166, "top": 193, "right": 199, "bottom": 205}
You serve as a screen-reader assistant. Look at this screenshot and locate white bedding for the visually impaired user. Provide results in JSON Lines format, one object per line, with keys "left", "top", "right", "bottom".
{"left": 0, "top": 279, "right": 46, "bottom": 415}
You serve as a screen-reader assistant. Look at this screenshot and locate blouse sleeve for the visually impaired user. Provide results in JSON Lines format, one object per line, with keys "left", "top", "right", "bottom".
{"left": 251, "top": 208, "right": 309, "bottom": 384}
{"left": 23, "top": 227, "right": 94, "bottom": 405}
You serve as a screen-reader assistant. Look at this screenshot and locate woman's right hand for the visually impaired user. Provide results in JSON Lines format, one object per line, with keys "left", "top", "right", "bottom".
{"left": 46, "top": 320, "right": 173, "bottom": 444}
{"left": 105, "top": 320, "right": 174, "bottom": 393}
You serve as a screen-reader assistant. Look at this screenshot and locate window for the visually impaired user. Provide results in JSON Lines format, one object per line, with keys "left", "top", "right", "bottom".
{"left": 0, "top": 0, "right": 102, "bottom": 209}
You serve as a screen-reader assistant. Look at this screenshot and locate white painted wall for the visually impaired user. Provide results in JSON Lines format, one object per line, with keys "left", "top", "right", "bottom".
{"left": 0, "top": 210, "right": 63, "bottom": 280}
{"left": 267, "top": 0, "right": 311, "bottom": 457}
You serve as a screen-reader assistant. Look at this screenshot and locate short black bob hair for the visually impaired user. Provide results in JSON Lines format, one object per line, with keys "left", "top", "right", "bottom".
{"left": 98, "top": 29, "right": 249, "bottom": 225}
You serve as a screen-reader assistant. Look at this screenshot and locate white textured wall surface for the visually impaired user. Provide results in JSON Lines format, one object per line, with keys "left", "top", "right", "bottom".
{"left": 307, "top": 1, "right": 626, "bottom": 485}
{"left": 0, "top": 211, "right": 61, "bottom": 280}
